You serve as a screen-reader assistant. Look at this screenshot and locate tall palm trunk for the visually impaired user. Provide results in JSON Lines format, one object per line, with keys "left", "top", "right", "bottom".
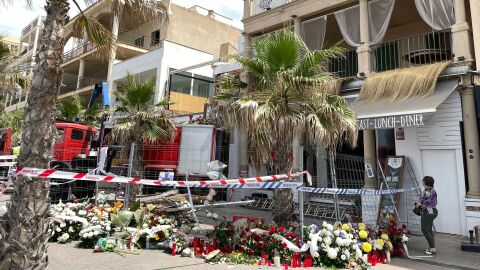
{"left": 272, "top": 142, "right": 294, "bottom": 227}
{"left": 0, "top": 1, "right": 69, "bottom": 269}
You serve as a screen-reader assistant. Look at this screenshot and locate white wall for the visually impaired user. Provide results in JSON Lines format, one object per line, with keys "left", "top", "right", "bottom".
{"left": 153, "top": 41, "right": 213, "bottom": 102}
{"left": 394, "top": 91, "right": 467, "bottom": 235}
{"left": 110, "top": 41, "right": 214, "bottom": 103}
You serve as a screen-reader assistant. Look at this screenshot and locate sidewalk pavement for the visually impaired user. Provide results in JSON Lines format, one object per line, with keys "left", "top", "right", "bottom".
{"left": 389, "top": 234, "right": 480, "bottom": 270}
{"left": 47, "top": 234, "right": 479, "bottom": 270}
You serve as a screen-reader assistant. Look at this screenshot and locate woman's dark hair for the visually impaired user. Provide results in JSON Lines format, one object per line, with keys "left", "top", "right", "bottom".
{"left": 423, "top": 176, "right": 435, "bottom": 187}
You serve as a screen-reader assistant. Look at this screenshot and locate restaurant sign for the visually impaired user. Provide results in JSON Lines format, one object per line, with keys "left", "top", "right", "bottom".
{"left": 358, "top": 114, "right": 425, "bottom": 130}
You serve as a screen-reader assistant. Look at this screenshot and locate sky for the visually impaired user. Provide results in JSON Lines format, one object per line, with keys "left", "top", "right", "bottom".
{"left": 0, "top": 0, "right": 244, "bottom": 38}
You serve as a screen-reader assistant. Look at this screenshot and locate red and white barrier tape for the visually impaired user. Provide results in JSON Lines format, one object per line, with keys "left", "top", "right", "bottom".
{"left": 12, "top": 167, "right": 312, "bottom": 187}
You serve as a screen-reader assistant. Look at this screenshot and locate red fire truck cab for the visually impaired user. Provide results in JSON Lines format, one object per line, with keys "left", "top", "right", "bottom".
{"left": 51, "top": 122, "right": 97, "bottom": 170}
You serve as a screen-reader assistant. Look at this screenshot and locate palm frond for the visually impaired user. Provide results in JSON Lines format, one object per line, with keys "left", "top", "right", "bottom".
{"left": 209, "top": 28, "right": 358, "bottom": 171}
{"left": 72, "top": 16, "right": 116, "bottom": 60}
{"left": 106, "top": 74, "right": 175, "bottom": 145}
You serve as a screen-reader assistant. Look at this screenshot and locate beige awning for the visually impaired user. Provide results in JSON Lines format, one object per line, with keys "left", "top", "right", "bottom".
{"left": 351, "top": 79, "right": 460, "bottom": 130}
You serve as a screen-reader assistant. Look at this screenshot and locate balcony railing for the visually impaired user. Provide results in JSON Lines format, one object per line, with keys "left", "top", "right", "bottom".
{"left": 21, "top": 16, "right": 44, "bottom": 37}
{"left": 327, "top": 49, "right": 358, "bottom": 79}
{"left": 63, "top": 42, "right": 96, "bottom": 63}
{"left": 60, "top": 74, "right": 107, "bottom": 96}
{"left": 62, "top": 29, "right": 153, "bottom": 63}
{"left": 252, "top": 0, "right": 291, "bottom": 16}
{"left": 372, "top": 30, "right": 452, "bottom": 72}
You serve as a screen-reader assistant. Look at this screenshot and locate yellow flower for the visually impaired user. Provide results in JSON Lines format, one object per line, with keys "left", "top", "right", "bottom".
{"left": 388, "top": 241, "right": 393, "bottom": 250}
{"left": 381, "top": 233, "right": 389, "bottom": 241}
{"left": 359, "top": 230, "right": 368, "bottom": 239}
{"left": 375, "top": 239, "right": 385, "bottom": 250}
{"left": 358, "top": 223, "right": 366, "bottom": 231}
{"left": 114, "top": 201, "right": 123, "bottom": 208}
{"left": 154, "top": 234, "right": 160, "bottom": 241}
{"left": 342, "top": 224, "right": 350, "bottom": 232}
{"left": 362, "top": 242, "right": 372, "bottom": 253}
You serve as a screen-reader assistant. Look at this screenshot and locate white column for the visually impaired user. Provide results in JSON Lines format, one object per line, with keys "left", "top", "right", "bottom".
{"left": 107, "top": 14, "right": 119, "bottom": 85}
{"left": 469, "top": 0, "right": 480, "bottom": 70}
{"left": 452, "top": 0, "right": 473, "bottom": 62}
{"left": 357, "top": 0, "right": 372, "bottom": 74}
{"left": 107, "top": 13, "right": 120, "bottom": 104}
{"left": 239, "top": 33, "right": 251, "bottom": 177}
{"left": 243, "top": 0, "right": 252, "bottom": 20}
{"left": 77, "top": 59, "right": 85, "bottom": 89}
{"left": 460, "top": 86, "right": 480, "bottom": 198}
{"left": 239, "top": 130, "right": 249, "bottom": 177}
{"left": 293, "top": 16, "right": 301, "bottom": 37}
{"left": 363, "top": 130, "right": 378, "bottom": 188}
{"left": 358, "top": 0, "right": 376, "bottom": 188}
{"left": 359, "top": 0, "right": 369, "bottom": 43}
{"left": 29, "top": 27, "right": 41, "bottom": 75}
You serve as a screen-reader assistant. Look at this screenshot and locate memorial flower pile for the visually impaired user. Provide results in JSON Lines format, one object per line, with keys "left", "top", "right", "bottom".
{"left": 206, "top": 219, "right": 370, "bottom": 269}
{"left": 48, "top": 201, "right": 88, "bottom": 243}
{"left": 381, "top": 218, "right": 411, "bottom": 257}
{"left": 304, "top": 222, "right": 368, "bottom": 269}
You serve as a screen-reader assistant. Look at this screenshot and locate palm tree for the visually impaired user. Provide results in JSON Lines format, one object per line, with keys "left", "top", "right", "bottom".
{"left": 57, "top": 94, "right": 101, "bottom": 126}
{"left": 0, "top": 1, "right": 168, "bottom": 269}
{"left": 105, "top": 74, "right": 176, "bottom": 201}
{"left": 209, "top": 29, "right": 358, "bottom": 226}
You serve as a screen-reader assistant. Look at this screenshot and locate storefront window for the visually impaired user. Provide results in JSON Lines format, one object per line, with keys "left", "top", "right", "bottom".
{"left": 377, "top": 129, "right": 396, "bottom": 168}
{"left": 170, "top": 72, "right": 214, "bottom": 98}
{"left": 170, "top": 72, "right": 192, "bottom": 95}
{"left": 192, "top": 74, "right": 214, "bottom": 98}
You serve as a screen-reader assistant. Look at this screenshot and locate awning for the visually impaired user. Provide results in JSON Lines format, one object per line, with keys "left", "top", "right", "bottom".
{"left": 351, "top": 78, "right": 460, "bottom": 130}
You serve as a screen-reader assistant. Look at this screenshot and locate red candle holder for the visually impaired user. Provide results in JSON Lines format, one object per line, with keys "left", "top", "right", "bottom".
{"left": 304, "top": 255, "right": 313, "bottom": 267}
{"left": 171, "top": 242, "right": 177, "bottom": 256}
{"left": 371, "top": 252, "right": 378, "bottom": 266}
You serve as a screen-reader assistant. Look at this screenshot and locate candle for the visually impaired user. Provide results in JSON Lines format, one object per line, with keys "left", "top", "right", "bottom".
{"left": 172, "top": 242, "right": 177, "bottom": 256}
{"left": 274, "top": 254, "right": 281, "bottom": 267}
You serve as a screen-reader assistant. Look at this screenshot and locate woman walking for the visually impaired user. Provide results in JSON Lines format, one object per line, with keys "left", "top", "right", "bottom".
{"left": 415, "top": 176, "right": 438, "bottom": 255}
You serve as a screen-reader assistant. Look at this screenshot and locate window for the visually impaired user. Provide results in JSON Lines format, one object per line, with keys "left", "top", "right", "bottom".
{"left": 71, "top": 129, "right": 84, "bottom": 141}
{"left": 170, "top": 72, "right": 193, "bottom": 95}
{"left": 151, "top": 30, "right": 160, "bottom": 46}
{"left": 192, "top": 75, "right": 214, "bottom": 98}
{"left": 134, "top": 36, "right": 145, "bottom": 48}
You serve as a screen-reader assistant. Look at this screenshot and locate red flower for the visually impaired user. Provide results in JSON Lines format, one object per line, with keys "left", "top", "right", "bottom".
{"left": 282, "top": 243, "right": 287, "bottom": 248}
{"left": 246, "top": 235, "right": 251, "bottom": 240}
{"left": 227, "top": 226, "right": 232, "bottom": 232}
{"left": 245, "top": 227, "right": 250, "bottom": 232}
{"left": 253, "top": 231, "right": 258, "bottom": 236}
{"left": 278, "top": 227, "right": 285, "bottom": 233}
{"left": 402, "top": 224, "right": 407, "bottom": 229}
{"left": 262, "top": 232, "right": 268, "bottom": 236}
{"left": 240, "top": 231, "right": 246, "bottom": 237}
{"left": 249, "top": 250, "right": 254, "bottom": 256}
{"left": 269, "top": 227, "right": 276, "bottom": 234}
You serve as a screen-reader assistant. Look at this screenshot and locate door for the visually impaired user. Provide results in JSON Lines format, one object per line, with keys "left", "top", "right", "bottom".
{"left": 421, "top": 149, "right": 462, "bottom": 235}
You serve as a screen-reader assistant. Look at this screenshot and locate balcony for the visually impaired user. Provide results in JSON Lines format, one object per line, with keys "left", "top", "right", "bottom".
{"left": 252, "top": 0, "right": 291, "bottom": 16}
{"left": 59, "top": 73, "right": 107, "bottom": 97}
{"left": 21, "top": 16, "right": 44, "bottom": 37}
{"left": 372, "top": 30, "right": 452, "bottom": 72}
{"left": 62, "top": 29, "right": 153, "bottom": 64}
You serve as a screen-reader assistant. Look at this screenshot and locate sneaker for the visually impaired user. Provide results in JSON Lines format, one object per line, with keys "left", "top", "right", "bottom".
{"left": 425, "top": 249, "right": 437, "bottom": 255}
